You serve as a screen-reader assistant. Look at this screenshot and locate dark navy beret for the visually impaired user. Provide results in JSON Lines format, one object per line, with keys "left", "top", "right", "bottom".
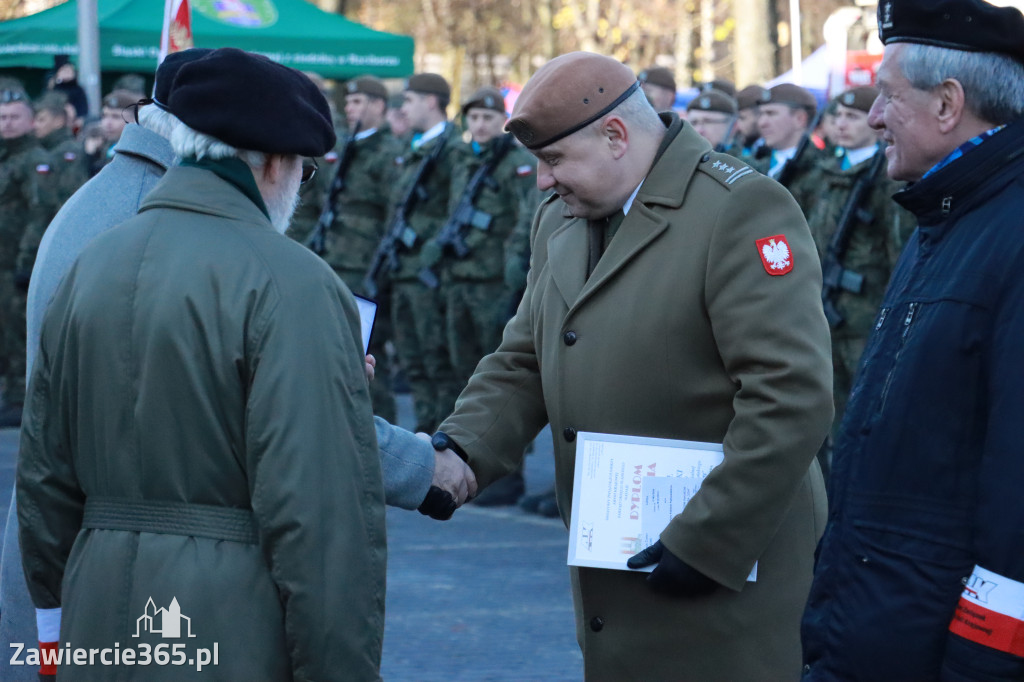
{"left": 166, "top": 47, "right": 336, "bottom": 157}
{"left": 877, "top": 0, "right": 1024, "bottom": 64}
{"left": 153, "top": 48, "right": 213, "bottom": 109}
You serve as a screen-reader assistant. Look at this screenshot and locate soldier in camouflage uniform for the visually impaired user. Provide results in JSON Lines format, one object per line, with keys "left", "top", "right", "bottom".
{"left": 755, "top": 83, "right": 826, "bottom": 209}
{"left": 384, "top": 73, "right": 463, "bottom": 433}
{"left": 294, "top": 76, "right": 403, "bottom": 422}
{"left": 802, "top": 86, "right": 916, "bottom": 438}
{"left": 417, "top": 87, "right": 542, "bottom": 505}
{"left": 686, "top": 89, "right": 738, "bottom": 152}
{"left": 33, "top": 91, "right": 90, "bottom": 206}
{"left": 0, "top": 90, "right": 59, "bottom": 427}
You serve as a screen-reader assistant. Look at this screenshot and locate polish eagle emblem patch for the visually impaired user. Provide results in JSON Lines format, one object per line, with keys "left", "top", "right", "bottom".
{"left": 756, "top": 235, "right": 793, "bottom": 275}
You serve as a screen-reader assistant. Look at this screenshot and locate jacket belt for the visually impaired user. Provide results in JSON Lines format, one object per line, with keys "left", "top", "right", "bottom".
{"left": 82, "top": 497, "right": 258, "bottom": 544}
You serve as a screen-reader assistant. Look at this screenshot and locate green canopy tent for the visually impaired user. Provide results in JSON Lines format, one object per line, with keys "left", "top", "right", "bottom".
{"left": 0, "top": 0, "right": 414, "bottom": 78}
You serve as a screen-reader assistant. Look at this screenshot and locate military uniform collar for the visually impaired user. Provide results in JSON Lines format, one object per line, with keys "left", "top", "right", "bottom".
{"left": 40, "top": 127, "right": 73, "bottom": 150}
{"left": 3, "top": 133, "right": 40, "bottom": 155}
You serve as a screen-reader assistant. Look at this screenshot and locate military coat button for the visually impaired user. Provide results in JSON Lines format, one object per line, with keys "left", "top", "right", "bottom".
{"left": 590, "top": 616, "right": 604, "bottom": 632}
{"left": 563, "top": 331, "right": 577, "bottom": 346}
{"left": 563, "top": 427, "right": 576, "bottom": 442}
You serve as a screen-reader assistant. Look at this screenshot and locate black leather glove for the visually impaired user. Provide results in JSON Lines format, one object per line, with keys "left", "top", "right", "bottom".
{"left": 417, "top": 485, "right": 457, "bottom": 521}
{"left": 627, "top": 540, "right": 720, "bottom": 597}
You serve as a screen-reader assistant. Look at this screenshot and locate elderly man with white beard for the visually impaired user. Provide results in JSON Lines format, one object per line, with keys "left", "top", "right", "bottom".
{"left": 14, "top": 48, "right": 448, "bottom": 680}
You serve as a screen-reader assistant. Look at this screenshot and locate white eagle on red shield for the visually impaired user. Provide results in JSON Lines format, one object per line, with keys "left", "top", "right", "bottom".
{"left": 755, "top": 235, "right": 793, "bottom": 275}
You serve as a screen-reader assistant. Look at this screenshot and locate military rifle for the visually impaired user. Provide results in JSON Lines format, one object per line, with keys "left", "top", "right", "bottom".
{"left": 417, "top": 133, "right": 516, "bottom": 288}
{"left": 775, "top": 107, "right": 825, "bottom": 188}
{"left": 821, "top": 143, "right": 889, "bottom": 328}
{"left": 714, "top": 112, "right": 739, "bottom": 153}
{"left": 363, "top": 124, "right": 452, "bottom": 298}
{"left": 304, "top": 121, "right": 362, "bottom": 256}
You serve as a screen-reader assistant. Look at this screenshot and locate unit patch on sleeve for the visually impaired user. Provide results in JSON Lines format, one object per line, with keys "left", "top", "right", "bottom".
{"left": 755, "top": 235, "right": 793, "bottom": 275}
{"left": 516, "top": 164, "right": 534, "bottom": 177}
{"left": 949, "top": 565, "right": 1024, "bottom": 656}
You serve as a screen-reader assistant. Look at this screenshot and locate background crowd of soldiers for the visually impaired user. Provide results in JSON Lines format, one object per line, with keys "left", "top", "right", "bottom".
{"left": 0, "top": 56, "right": 911, "bottom": 509}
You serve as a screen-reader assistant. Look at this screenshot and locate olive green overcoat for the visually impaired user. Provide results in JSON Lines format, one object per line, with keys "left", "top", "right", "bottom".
{"left": 440, "top": 116, "right": 832, "bottom": 680}
{"left": 18, "top": 165, "right": 387, "bottom": 681}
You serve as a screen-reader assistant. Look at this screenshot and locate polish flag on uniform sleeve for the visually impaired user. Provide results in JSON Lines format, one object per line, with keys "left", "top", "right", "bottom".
{"left": 158, "top": 0, "right": 193, "bottom": 65}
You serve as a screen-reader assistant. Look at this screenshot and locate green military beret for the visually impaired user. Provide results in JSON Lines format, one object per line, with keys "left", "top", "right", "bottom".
{"left": 638, "top": 66, "right": 676, "bottom": 93}
{"left": 461, "top": 86, "right": 507, "bottom": 116}
{"left": 346, "top": 76, "right": 388, "bottom": 101}
{"left": 687, "top": 89, "right": 738, "bottom": 115}
{"left": 405, "top": 73, "right": 451, "bottom": 100}
{"left": 836, "top": 86, "right": 879, "bottom": 114}
{"left": 760, "top": 83, "right": 817, "bottom": 117}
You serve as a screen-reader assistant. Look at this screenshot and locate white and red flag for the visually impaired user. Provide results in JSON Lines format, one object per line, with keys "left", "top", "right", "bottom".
{"left": 159, "top": 0, "right": 193, "bottom": 64}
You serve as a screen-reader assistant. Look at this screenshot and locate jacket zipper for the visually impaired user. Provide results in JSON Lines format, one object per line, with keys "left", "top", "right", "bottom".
{"left": 878, "top": 302, "right": 917, "bottom": 413}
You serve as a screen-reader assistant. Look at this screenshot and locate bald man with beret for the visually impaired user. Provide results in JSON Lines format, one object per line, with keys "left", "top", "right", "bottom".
{"left": 432, "top": 52, "right": 832, "bottom": 679}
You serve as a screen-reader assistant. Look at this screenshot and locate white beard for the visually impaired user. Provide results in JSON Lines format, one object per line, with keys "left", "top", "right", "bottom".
{"left": 264, "top": 162, "right": 302, "bottom": 234}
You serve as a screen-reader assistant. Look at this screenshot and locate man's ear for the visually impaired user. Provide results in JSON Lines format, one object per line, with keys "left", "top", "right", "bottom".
{"left": 935, "top": 78, "right": 966, "bottom": 134}
{"left": 602, "top": 115, "right": 629, "bottom": 160}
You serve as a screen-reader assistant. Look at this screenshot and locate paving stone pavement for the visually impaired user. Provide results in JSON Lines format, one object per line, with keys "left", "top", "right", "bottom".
{"left": 0, "top": 393, "right": 584, "bottom": 681}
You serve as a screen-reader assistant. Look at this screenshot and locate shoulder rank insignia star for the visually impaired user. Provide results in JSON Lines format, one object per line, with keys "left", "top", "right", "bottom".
{"left": 755, "top": 235, "right": 793, "bottom": 275}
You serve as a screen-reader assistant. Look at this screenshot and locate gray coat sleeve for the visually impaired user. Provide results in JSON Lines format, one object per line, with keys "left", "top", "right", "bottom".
{"left": 373, "top": 417, "right": 433, "bottom": 509}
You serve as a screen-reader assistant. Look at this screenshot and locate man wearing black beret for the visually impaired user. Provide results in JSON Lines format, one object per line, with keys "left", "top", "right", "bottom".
{"left": 802, "top": 1, "right": 1024, "bottom": 680}
{"left": 15, "top": 47, "right": 473, "bottom": 681}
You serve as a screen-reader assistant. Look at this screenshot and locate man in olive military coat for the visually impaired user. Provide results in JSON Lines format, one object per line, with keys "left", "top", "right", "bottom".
{"left": 432, "top": 52, "right": 833, "bottom": 680}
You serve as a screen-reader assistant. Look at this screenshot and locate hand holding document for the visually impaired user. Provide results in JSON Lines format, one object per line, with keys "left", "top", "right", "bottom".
{"left": 567, "top": 431, "right": 756, "bottom": 582}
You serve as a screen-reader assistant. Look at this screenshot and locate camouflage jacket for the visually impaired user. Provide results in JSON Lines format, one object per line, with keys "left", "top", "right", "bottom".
{"left": 317, "top": 128, "right": 403, "bottom": 279}
{"left": 804, "top": 151, "right": 916, "bottom": 339}
{"left": 442, "top": 135, "right": 541, "bottom": 282}
{"left": 386, "top": 123, "right": 461, "bottom": 281}
{"left": 0, "top": 134, "right": 59, "bottom": 273}
{"left": 39, "top": 127, "right": 90, "bottom": 206}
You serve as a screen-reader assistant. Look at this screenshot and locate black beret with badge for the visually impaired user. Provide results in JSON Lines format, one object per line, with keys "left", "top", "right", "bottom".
{"left": 877, "top": 0, "right": 1024, "bottom": 64}
{"left": 166, "top": 47, "right": 336, "bottom": 157}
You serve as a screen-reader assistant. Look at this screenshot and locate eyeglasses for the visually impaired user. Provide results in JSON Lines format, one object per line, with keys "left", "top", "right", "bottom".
{"left": 1, "top": 90, "right": 28, "bottom": 104}
{"left": 300, "top": 158, "right": 318, "bottom": 185}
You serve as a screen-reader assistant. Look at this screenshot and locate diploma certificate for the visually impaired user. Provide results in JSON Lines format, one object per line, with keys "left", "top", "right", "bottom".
{"left": 567, "top": 431, "right": 756, "bottom": 581}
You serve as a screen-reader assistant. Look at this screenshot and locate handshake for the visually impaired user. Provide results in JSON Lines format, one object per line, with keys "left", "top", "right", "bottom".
{"left": 415, "top": 431, "right": 477, "bottom": 521}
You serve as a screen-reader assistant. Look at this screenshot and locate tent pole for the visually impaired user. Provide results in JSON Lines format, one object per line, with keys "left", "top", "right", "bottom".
{"left": 77, "top": 0, "right": 101, "bottom": 117}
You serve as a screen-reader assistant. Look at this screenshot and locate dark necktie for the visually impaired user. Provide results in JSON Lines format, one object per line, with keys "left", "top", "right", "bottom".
{"left": 586, "top": 216, "right": 609, "bottom": 279}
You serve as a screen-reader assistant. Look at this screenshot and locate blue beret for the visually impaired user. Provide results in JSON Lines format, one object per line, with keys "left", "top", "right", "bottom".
{"left": 878, "top": 0, "right": 1024, "bottom": 64}
{"left": 166, "top": 47, "right": 336, "bottom": 157}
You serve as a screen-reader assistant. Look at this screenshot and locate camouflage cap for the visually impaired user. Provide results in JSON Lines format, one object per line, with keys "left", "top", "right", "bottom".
{"left": 405, "top": 73, "right": 450, "bottom": 99}
{"left": 836, "top": 86, "right": 879, "bottom": 114}
{"left": 736, "top": 85, "right": 768, "bottom": 110}
{"left": 346, "top": 75, "right": 388, "bottom": 101}
{"left": 638, "top": 66, "right": 676, "bottom": 93}
{"left": 506, "top": 52, "right": 640, "bottom": 150}
{"left": 877, "top": 0, "right": 1024, "bottom": 64}
{"left": 687, "top": 89, "right": 737, "bottom": 115}
{"left": 760, "top": 83, "right": 817, "bottom": 116}
{"left": 461, "top": 86, "right": 506, "bottom": 116}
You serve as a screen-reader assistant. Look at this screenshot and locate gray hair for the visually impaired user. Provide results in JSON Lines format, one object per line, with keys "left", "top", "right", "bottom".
{"left": 591, "top": 87, "right": 664, "bottom": 137}
{"left": 898, "top": 43, "right": 1024, "bottom": 124}
{"left": 137, "top": 105, "right": 181, "bottom": 141}
{"left": 169, "top": 123, "right": 267, "bottom": 168}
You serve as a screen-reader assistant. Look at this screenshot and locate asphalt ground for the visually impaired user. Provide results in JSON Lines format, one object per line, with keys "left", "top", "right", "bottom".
{"left": 0, "top": 393, "right": 584, "bottom": 681}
